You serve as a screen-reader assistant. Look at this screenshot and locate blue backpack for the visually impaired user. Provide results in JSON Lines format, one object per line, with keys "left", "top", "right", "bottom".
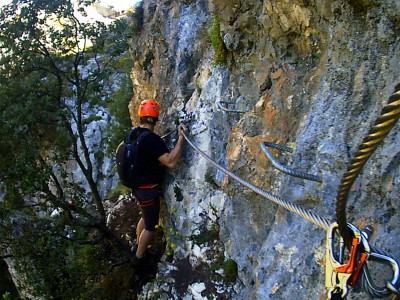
{"left": 116, "top": 128, "right": 151, "bottom": 188}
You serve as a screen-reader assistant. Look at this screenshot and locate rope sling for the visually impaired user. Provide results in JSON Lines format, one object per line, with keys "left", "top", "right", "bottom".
{"left": 180, "top": 85, "right": 400, "bottom": 299}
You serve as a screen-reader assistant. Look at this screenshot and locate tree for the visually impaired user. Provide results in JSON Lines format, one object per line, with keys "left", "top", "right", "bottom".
{"left": 0, "top": 0, "right": 135, "bottom": 297}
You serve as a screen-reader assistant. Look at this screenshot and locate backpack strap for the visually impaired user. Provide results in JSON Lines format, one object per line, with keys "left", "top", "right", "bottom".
{"left": 135, "top": 130, "right": 151, "bottom": 144}
{"left": 126, "top": 127, "right": 139, "bottom": 143}
{"left": 126, "top": 127, "right": 151, "bottom": 143}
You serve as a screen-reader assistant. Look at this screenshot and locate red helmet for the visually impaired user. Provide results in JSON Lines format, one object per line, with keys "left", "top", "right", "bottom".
{"left": 138, "top": 99, "right": 160, "bottom": 118}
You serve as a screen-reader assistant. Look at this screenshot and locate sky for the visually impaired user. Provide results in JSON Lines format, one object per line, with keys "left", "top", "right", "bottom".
{"left": 99, "top": 0, "right": 140, "bottom": 11}
{"left": 0, "top": 0, "right": 141, "bottom": 12}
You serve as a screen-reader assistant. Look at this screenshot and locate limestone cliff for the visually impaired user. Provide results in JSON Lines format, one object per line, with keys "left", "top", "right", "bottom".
{"left": 127, "top": 0, "right": 400, "bottom": 299}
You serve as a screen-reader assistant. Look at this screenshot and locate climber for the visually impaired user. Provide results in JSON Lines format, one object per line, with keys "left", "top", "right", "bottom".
{"left": 131, "top": 99, "right": 187, "bottom": 264}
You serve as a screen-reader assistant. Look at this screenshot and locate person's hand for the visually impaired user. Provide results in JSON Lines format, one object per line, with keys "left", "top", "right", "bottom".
{"left": 177, "top": 123, "right": 188, "bottom": 139}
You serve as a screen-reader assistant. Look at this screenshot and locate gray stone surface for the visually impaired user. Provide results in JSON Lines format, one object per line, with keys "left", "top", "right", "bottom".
{"left": 128, "top": 0, "right": 400, "bottom": 298}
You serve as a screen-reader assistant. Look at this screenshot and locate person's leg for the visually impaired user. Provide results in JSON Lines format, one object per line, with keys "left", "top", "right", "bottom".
{"left": 133, "top": 186, "right": 160, "bottom": 259}
{"left": 136, "top": 218, "right": 145, "bottom": 243}
{"left": 136, "top": 205, "right": 158, "bottom": 258}
{"left": 136, "top": 229, "right": 154, "bottom": 258}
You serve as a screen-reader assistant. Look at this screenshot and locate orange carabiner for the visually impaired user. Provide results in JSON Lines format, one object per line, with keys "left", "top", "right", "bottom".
{"left": 334, "top": 237, "right": 360, "bottom": 274}
{"left": 349, "top": 252, "right": 368, "bottom": 286}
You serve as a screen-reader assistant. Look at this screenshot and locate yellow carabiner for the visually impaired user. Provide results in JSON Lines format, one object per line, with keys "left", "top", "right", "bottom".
{"left": 325, "top": 222, "right": 361, "bottom": 298}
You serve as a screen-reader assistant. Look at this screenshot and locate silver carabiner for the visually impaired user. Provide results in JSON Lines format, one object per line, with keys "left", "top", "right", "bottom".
{"left": 362, "top": 249, "right": 400, "bottom": 298}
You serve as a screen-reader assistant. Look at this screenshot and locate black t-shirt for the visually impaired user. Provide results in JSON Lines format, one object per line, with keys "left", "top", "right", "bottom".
{"left": 133, "top": 127, "right": 169, "bottom": 187}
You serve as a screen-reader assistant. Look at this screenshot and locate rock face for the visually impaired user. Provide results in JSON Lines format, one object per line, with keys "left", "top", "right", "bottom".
{"left": 128, "top": 0, "right": 400, "bottom": 299}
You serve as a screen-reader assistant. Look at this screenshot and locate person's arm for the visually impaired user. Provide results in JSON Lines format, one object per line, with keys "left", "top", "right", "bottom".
{"left": 158, "top": 124, "right": 187, "bottom": 168}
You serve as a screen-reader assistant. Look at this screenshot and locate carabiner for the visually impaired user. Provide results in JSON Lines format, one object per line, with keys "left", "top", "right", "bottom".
{"left": 348, "top": 226, "right": 372, "bottom": 286}
{"left": 334, "top": 234, "right": 360, "bottom": 274}
{"left": 325, "top": 223, "right": 352, "bottom": 298}
{"left": 326, "top": 223, "right": 366, "bottom": 298}
{"left": 362, "top": 249, "right": 400, "bottom": 298}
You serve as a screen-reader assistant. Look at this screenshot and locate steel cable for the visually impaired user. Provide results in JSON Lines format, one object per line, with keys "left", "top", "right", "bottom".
{"left": 182, "top": 128, "right": 400, "bottom": 298}
{"left": 182, "top": 131, "right": 331, "bottom": 230}
{"left": 333, "top": 86, "right": 400, "bottom": 298}
{"left": 181, "top": 85, "right": 400, "bottom": 297}
{"left": 335, "top": 86, "right": 400, "bottom": 246}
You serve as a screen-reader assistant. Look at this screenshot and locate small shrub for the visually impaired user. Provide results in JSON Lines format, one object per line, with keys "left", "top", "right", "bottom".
{"left": 222, "top": 259, "right": 238, "bottom": 283}
{"left": 127, "top": 2, "right": 144, "bottom": 34}
{"left": 210, "top": 258, "right": 238, "bottom": 283}
{"left": 191, "top": 224, "right": 219, "bottom": 246}
{"left": 205, "top": 168, "right": 219, "bottom": 187}
{"left": 154, "top": 225, "right": 180, "bottom": 262}
{"left": 208, "top": 14, "right": 228, "bottom": 65}
{"left": 2, "top": 292, "right": 11, "bottom": 300}
{"left": 105, "top": 182, "right": 131, "bottom": 199}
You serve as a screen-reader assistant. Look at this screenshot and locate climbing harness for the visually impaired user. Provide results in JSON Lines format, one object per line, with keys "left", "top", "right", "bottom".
{"left": 181, "top": 85, "right": 400, "bottom": 299}
{"left": 260, "top": 142, "right": 322, "bottom": 183}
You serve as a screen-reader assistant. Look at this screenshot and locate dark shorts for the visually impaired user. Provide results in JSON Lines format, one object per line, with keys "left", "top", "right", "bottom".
{"left": 133, "top": 185, "right": 160, "bottom": 232}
